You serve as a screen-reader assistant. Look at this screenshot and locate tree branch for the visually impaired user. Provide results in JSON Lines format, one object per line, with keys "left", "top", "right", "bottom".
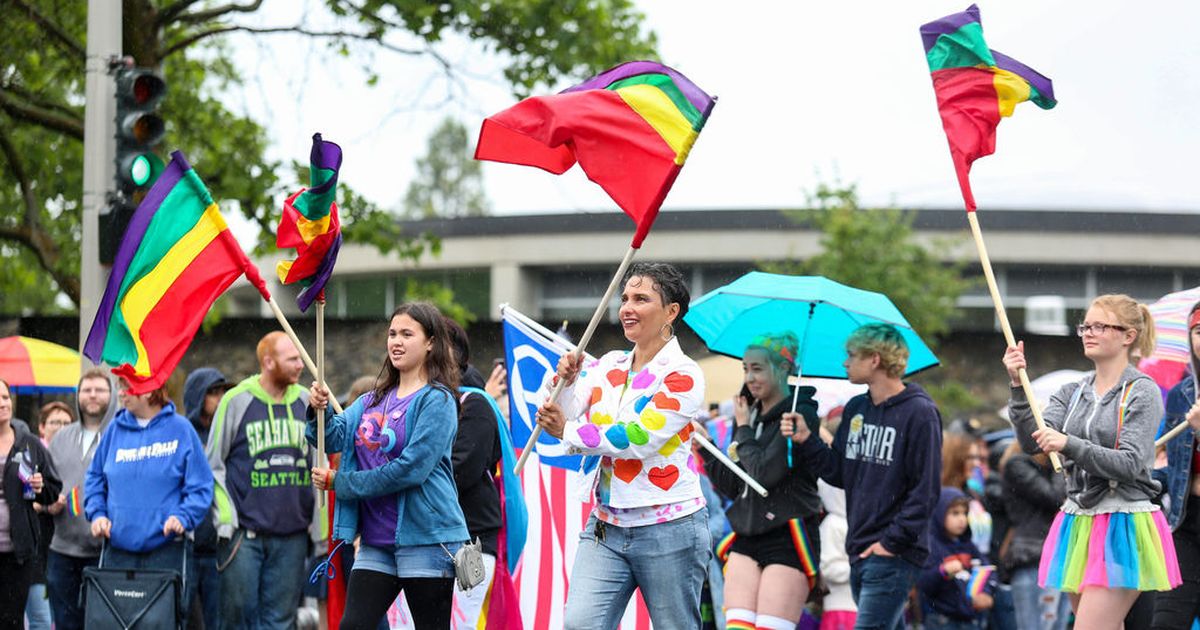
{"left": 0, "top": 123, "right": 79, "bottom": 304}
{"left": 162, "top": 23, "right": 424, "bottom": 58}
{"left": 8, "top": 0, "right": 86, "bottom": 59}
{"left": 157, "top": 0, "right": 205, "bottom": 26}
{"left": 2, "top": 82, "right": 82, "bottom": 122}
{"left": 173, "top": 0, "right": 264, "bottom": 26}
{"left": 0, "top": 88, "right": 84, "bottom": 140}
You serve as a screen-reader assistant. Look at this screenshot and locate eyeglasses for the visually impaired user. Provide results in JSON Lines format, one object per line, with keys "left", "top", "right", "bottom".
{"left": 1076, "top": 322, "right": 1127, "bottom": 337}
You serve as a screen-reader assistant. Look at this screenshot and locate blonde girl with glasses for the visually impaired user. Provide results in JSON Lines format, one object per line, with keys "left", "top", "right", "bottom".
{"left": 1002, "top": 294, "right": 1181, "bottom": 629}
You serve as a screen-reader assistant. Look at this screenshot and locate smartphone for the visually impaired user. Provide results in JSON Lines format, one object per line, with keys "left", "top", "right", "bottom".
{"left": 492, "top": 357, "right": 505, "bottom": 369}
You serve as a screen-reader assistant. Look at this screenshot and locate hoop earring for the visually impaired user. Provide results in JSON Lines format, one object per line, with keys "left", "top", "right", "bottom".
{"left": 660, "top": 322, "right": 675, "bottom": 341}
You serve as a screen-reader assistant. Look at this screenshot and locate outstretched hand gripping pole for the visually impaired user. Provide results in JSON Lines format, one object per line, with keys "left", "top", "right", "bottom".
{"left": 513, "top": 246, "right": 639, "bottom": 474}
{"left": 968, "top": 212, "right": 1062, "bottom": 472}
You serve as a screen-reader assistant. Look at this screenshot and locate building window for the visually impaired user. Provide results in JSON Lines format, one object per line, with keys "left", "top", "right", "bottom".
{"left": 1096, "top": 269, "right": 1175, "bottom": 302}
{"left": 340, "top": 276, "right": 389, "bottom": 318}
{"left": 1006, "top": 266, "right": 1087, "bottom": 300}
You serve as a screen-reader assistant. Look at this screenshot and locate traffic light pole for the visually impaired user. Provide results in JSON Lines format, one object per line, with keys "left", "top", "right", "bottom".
{"left": 80, "top": 0, "right": 121, "bottom": 370}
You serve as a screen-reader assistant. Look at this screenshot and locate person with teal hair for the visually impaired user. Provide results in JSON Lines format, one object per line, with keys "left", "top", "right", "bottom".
{"left": 695, "top": 331, "right": 822, "bottom": 630}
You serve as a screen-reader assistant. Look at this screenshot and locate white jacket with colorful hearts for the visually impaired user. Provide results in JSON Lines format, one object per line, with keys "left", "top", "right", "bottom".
{"left": 550, "top": 337, "right": 706, "bottom": 508}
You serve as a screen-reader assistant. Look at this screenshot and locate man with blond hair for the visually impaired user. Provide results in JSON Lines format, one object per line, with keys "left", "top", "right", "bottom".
{"left": 782, "top": 323, "right": 942, "bottom": 630}
{"left": 207, "top": 331, "right": 312, "bottom": 629}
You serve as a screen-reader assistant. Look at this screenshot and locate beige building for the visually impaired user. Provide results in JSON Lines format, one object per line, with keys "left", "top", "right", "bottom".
{"left": 228, "top": 208, "right": 1200, "bottom": 332}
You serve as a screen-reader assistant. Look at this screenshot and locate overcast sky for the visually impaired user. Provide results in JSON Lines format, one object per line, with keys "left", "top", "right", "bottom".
{"left": 229, "top": 1, "right": 1200, "bottom": 229}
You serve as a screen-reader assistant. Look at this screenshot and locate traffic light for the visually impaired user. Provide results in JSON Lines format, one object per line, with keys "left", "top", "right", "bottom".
{"left": 101, "top": 65, "right": 166, "bottom": 263}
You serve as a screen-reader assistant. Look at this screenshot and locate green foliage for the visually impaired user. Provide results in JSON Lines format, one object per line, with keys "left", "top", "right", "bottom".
{"left": 920, "top": 380, "right": 984, "bottom": 424}
{"left": 398, "top": 278, "right": 475, "bottom": 327}
{"left": 0, "top": 0, "right": 656, "bottom": 314}
{"left": 404, "top": 117, "right": 489, "bottom": 219}
{"left": 763, "top": 183, "right": 974, "bottom": 342}
{"left": 336, "top": 0, "right": 658, "bottom": 96}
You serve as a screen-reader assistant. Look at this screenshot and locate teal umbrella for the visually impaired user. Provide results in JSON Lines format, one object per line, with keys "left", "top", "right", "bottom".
{"left": 684, "top": 272, "right": 939, "bottom": 379}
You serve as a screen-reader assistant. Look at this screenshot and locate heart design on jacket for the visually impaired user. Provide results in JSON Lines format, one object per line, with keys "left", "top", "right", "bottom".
{"left": 590, "top": 387, "right": 603, "bottom": 405}
{"left": 657, "top": 435, "right": 682, "bottom": 456}
{"left": 606, "top": 369, "right": 627, "bottom": 387}
{"left": 647, "top": 465, "right": 680, "bottom": 491}
{"left": 613, "top": 459, "right": 642, "bottom": 483}
{"left": 677, "top": 423, "right": 694, "bottom": 442}
{"left": 576, "top": 424, "right": 601, "bottom": 448}
{"left": 652, "top": 392, "right": 681, "bottom": 412}
{"left": 590, "top": 412, "right": 614, "bottom": 425}
{"left": 664, "top": 372, "right": 693, "bottom": 393}
{"left": 640, "top": 408, "right": 666, "bottom": 431}
{"left": 630, "top": 369, "right": 655, "bottom": 390}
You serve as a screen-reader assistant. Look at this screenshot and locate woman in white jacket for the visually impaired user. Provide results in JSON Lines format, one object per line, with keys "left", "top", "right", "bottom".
{"left": 537, "top": 262, "right": 709, "bottom": 630}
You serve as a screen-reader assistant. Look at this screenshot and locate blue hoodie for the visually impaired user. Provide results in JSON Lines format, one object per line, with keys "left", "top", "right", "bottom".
{"left": 797, "top": 382, "right": 943, "bottom": 567}
{"left": 917, "top": 487, "right": 995, "bottom": 622}
{"left": 85, "top": 401, "right": 214, "bottom": 553}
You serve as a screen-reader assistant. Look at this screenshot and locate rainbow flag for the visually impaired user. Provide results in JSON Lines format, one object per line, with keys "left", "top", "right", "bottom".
{"left": 475, "top": 61, "right": 716, "bottom": 248}
{"left": 967, "top": 564, "right": 995, "bottom": 598}
{"left": 67, "top": 486, "right": 83, "bottom": 517}
{"left": 920, "top": 5, "right": 1056, "bottom": 211}
{"left": 276, "top": 133, "right": 343, "bottom": 312}
{"left": 84, "top": 151, "right": 270, "bottom": 394}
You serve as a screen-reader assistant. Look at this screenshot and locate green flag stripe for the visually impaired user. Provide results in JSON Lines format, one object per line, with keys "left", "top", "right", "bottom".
{"left": 925, "top": 22, "right": 996, "bottom": 72}
{"left": 292, "top": 166, "right": 337, "bottom": 220}
{"left": 607, "top": 73, "right": 704, "bottom": 130}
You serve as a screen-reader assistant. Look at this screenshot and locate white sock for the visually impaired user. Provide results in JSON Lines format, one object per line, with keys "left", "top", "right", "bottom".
{"left": 755, "top": 613, "right": 798, "bottom": 630}
{"left": 724, "top": 607, "right": 756, "bottom": 629}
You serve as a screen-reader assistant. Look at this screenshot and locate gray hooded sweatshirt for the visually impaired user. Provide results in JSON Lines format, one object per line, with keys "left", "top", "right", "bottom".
{"left": 47, "top": 372, "right": 119, "bottom": 558}
{"left": 1008, "top": 365, "right": 1163, "bottom": 512}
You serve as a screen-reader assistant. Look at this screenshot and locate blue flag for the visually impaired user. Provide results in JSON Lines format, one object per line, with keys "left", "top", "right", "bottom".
{"left": 502, "top": 307, "right": 584, "bottom": 471}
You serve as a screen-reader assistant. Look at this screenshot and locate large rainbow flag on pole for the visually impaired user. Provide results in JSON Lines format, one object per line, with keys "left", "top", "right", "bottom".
{"left": 84, "top": 151, "right": 270, "bottom": 394}
{"left": 276, "top": 133, "right": 343, "bottom": 312}
{"left": 920, "top": 4, "right": 1056, "bottom": 211}
{"left": 474, "top": 61, "right": 715, "bottom": 247}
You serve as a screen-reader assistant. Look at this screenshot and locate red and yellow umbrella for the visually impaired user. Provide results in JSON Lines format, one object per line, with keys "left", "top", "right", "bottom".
{"left": 0, "top": 336, "right": 81, "bottom": 394}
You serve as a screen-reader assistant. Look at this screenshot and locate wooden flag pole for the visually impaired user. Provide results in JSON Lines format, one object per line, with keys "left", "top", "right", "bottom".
{"left": 316, "top": 298, "right": 327, "bottom": 507}
{"left": 1156, "top": 419, "right": 1190, "bottom": 448}
{"left": 266, "top": 296, "right": 345, "bottom": 415}
{"left": 694, "top": 433, "right": 768, "bottom": 497}
{"left": 967, "top": 212, "right": 1062, "bottom": 472}
{"left": 514, "top": 245, "right": 638, "bottom": 474}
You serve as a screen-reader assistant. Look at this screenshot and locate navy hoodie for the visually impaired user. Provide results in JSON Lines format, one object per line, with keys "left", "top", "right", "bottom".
{"left": 84, "top": 401, "right": 213, "bottom": 553}
{"left": 796, "top": 382, "right": 942, "bottom": 567}
{"left": 917, "top": 487, "right": 995, "bottom": 621}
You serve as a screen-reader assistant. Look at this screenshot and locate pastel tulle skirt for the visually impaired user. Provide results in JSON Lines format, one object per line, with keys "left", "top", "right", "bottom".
{"left": 1039, "top": 509, "right": 1181, "bottom": 592}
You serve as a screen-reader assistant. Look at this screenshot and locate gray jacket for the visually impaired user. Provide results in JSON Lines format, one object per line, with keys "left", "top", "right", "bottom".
{"left": 47, "top": 372, "right": 119, "bottom": 558}
{"left": 1008, "top": 366, "right": 1162, "bottom": 511}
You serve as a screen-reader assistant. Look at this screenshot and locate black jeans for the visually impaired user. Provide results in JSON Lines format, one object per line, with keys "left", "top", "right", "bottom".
{"left": 1151, "top": 495, "right": 1200, "bottom": 629}
{"left": 0, "top": 552, "right": 34, "bottom": 630}
{"left": 338, "top": 569, "right": 453, "bottom": 630}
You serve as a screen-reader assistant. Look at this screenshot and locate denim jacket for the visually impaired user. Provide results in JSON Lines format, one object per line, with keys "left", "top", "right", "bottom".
{"left": 307, "top": 384, "right": 469, "bottom": 547}
{"left": 1160, "top": 375, "right": 1197, "bottom": 530}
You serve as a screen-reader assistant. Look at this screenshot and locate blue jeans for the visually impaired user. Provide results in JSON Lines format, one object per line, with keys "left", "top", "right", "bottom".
{"left": 1010, "top": 566, "right": 1069, "bottom": 630}
{"left": 922, "top": 612, "right": 979, "bottom": 629}
{"left": 217, "top": 529, "right": 307, "bottom": 630}
{"left": 564, "top": 508, "right": 711, "bottom": 630}
{"left": 192, "top": 552, "right": 220, "bottom": 630}
{"left": 849, "top": 554, "right": 918, "bottom": 630}
{"left": 46, "top": 550, "right": 98, "bottom": 630}
{"left": 24, "top": 582, "right": 51, "bottom": 630}
{"left": 103, "top": 538, "right": 196, "bottom": 616}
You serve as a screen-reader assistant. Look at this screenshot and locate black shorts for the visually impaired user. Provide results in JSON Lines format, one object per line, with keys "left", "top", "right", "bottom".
{"left": 717, "top": 515, "right": 822, "bottom": 585}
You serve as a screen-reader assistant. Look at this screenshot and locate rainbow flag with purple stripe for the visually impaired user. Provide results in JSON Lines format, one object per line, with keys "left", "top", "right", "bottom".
{"left": 276, "top": 133, "right": 343, "bottom": 312}
{"left": 84, "top": 151, "right": 271, "bottom": 395}
{"left": 67, "top": 486, "right": 83, "bottom": 517}
{"left": 920, "top": 4, "right": 1056, "bottom": 212}
{"left": 967, "top": 564, "right": 995, "bottom": 598}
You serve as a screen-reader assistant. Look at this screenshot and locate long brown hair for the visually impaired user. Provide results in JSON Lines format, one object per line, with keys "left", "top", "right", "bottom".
{"left": 942, "top": 431, "right": 979, "bottom": 489}
{"left": 370, "top": 302, "right": 460, "bottom": 406}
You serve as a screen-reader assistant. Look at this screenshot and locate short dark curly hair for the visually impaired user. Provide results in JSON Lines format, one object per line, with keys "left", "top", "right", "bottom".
{"left": 622, "top": 262, "right": 690, "bottom": 319}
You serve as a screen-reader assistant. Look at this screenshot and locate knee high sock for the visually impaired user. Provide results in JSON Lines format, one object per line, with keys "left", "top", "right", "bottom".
{"left": 725, "top": 608, "right": 756, "bottom": 630}
{"left": 755, "top": 613, "right": 799, "bottom": 630}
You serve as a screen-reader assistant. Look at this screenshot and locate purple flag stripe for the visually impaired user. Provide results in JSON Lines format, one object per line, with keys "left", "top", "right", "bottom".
{"left": 562, "top": 60, "right": 715, "bottom": 114}
{"left": 991, "top": 49, "right": 1056, "bottom": 103}
{"left": 84, "top": 151, "right": 190, "bottom": 361}
{"left": 307, "top": 133, "right": 343, "bottom": 196}
{"left": 296, "top": 232, "right": 342, "bottom": 313}
{"left": 919, "top": 4, "right": 982, "bottom": 54}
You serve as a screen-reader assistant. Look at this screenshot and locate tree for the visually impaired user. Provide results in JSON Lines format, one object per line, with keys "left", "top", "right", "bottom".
{"left": 403, "top": 117, "right": 489, "bottom": 219}
{"left": 764, "top": 182, "right": 973, "bottom": 341}
{"left": 0, "top": 0, "right": 657, "bottom": 313}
